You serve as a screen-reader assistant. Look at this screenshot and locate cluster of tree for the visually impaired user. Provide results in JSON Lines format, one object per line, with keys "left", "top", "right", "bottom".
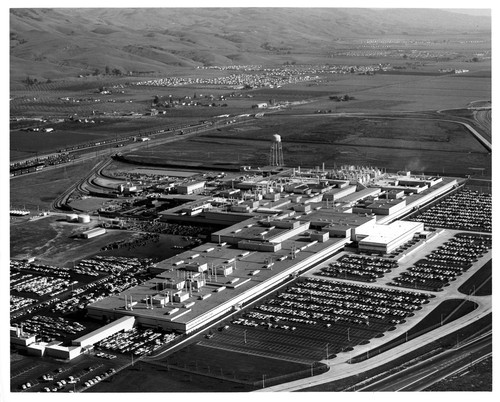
{"left": 329, "top": 94, "right": 354, "bottom": 101}
{"left": 92, "top": 66, "right": 124, "bottom": 76}
{"left": 23, "top": 76, "right": 39, "bottom": 86}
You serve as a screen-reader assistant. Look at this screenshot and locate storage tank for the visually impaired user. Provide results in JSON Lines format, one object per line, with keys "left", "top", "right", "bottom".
{"left": 66, "top": 214, "right": 78, "bottom": 222}
{"left": 78, "top": 214, "right": 91, "bottom": 223}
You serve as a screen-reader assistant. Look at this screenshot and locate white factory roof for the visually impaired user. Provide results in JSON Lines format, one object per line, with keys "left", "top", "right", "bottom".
{"left": 358, "top": 220, "right": 423, "bottom": 243}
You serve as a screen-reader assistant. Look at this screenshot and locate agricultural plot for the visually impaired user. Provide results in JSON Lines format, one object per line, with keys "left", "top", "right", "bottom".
{"left": 291, "top": 71, "right": 492, "bottom": 112}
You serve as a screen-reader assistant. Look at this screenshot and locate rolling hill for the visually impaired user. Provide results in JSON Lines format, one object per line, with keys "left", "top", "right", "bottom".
{"left": 10, "top": 8, "right": 491, "bottom": 82}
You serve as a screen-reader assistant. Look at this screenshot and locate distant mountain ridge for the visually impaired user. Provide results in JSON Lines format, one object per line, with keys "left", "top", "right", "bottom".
{"left": 10, "top": 8, "right": 491, "bottom": 81}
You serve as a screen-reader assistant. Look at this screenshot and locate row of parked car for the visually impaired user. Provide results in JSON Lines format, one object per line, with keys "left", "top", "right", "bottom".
{"left": 96, "top": 327, "right": 178, "bottom": 357}
{"left": 235, "top": 278, "right": 431, "bottom": 330}
{"left": 319, "top": 255, "right": 398, "bottom": 282}
{"left": 391, "top": 233, "right": 491, "bottom": 292}
{"left": 10, "top": 295, "right": 37, "bottom": 313}
{"left": 411, "top": 189, "right": 492, "bottom": 232}
{"left": 11, "top": 272, "right": 76, "bottom": 297}
{"left": 19, "top": 315, "right": 87, "bottom": 341}
{"left": 11, "top": 260, "right": 71, "bottom": 279}
{"left": 75, "top": 256, "right": 154, "bottom": 276}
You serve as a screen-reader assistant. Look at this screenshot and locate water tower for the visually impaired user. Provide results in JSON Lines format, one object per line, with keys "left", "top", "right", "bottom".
{"left": 269, "top": 134, "right": 284, "bottom": 166}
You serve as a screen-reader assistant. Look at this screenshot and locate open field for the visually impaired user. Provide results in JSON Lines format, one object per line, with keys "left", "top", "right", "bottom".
{"left": 10, "top": 62, "right": 491, "bottom": 161}
{"left": 124, "top": 113, "right": 491, "bottom": 177}
{"left": 424, "top": 356, "right": 492, "bottom": 391}
{"left": 10, "top": 158, "right": 101, "bottom": 210}
{"left": 458, "top": 260, "right": 492, "bottom": 296}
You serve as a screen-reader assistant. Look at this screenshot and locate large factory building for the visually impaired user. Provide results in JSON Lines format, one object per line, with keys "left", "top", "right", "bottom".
{"left": 87, "top": 171, "right": 460, "bottom": 334}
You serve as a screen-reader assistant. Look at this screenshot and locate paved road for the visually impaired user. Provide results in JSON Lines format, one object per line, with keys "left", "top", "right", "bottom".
{"left": 357, "top": 331, "right": 491, "bottom": 391}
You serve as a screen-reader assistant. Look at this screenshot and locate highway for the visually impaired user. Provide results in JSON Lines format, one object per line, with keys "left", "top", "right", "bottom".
{"left": 357, "top": 331, "right": 491, "bottom": 391}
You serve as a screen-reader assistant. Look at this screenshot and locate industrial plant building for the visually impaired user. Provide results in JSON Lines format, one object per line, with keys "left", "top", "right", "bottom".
{"left": 87, "top": 169, "right": 457, "bottom": 334}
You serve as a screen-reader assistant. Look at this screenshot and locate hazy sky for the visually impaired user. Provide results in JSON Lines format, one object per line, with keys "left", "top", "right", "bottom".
{"left": 445, "top": 8, "right": 491, "bottom": 16}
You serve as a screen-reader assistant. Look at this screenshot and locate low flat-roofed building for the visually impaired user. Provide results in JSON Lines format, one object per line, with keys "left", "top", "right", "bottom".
{"left": 72, "top": 316, "right": 135, "bottom": 348}
{"left": 323, "top": 224, "right": 352, "bottom": 238}
{"left": 310, "top": 231, "right": 329, "bottom": 242}
{"left": 26, "top": 342, "right": 48, "bottom": 357}
{"left": 333, "top": 187, "right": 381, "bottom": 204}
{"left": 10, "top": 327, "right": 36, "bottom": 346}
{"left": 46, "top": 343, "right": 82, "bottom": 360}
{"left": 304, "top": 210, "right": 375, "bottom": 241}
{"left": 211, "top": 217, "right": 310, "bottom": 246}
{"left": 387, "top": 189, "right": 405, "bottom": 199}
{"left": 367, "top": 198, "right": 406, "bottom": 215}
{"left": 176, "top": 181, "right": 206, "bottom": 195}
{"left": 82, "top": 227, "right": 106, "bottom": 239}
{"left": 357, "top": 220, "right": 424, "bottom": 254}
{"left": 323, "top": 185, "right": 357, "bottom": 201}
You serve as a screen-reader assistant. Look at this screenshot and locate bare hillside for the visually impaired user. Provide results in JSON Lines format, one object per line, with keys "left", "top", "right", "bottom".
{"left": 10, "top": 8, "right": 491, "bottom": 82}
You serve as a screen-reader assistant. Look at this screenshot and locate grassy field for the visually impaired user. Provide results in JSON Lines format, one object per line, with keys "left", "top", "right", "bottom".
{"left": 458, "top": 259, "right": 492, "bottom": 296}
{"left": 10, "top": 158, "right": 100, "bottom": 211}
{"left": 90, "top": 343, "right": 320, "bottom": 392}
{"left": 125, "top": 113, "right": 490, "bottom": 177}
{"left": 10, "top": 63, "right": 491, "bottom": 160}
{"left": 424, "top": 356, "right": 492, "bottom": 391}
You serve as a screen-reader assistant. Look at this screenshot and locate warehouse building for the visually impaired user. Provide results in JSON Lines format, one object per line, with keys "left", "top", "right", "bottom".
{"left": 356, "top": 220, "right": 424, "bottom": 254}
{"left": 176, "top": 181, "right": 206, "bottom": 195}
{"left": 81, "top": 227, "right": 106, "bottom": 239}
{"left": 72, "top": 316, "right": 135, "bottom": 348}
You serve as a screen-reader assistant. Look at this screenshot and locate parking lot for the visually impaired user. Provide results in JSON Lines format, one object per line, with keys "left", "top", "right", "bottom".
{"left": 318, "top": 255, "right": 399, "bottom": 282}
{"left": 410, "top": 188, "right": 492, "bottom": 232}
{"left": 390, "top": 233, "right": 492, "bottom": 292}
{"left": 96, "top": 327, "right": 178, "bottom": 357}
{"left": 10, "top": 352, "right": 126, "bottom": 393}
{"left": 199, "top": 278, "right": 432, "bottom": 363}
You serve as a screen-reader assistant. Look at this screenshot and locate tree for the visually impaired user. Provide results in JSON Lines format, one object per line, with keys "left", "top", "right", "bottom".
{"left": 105, "top": 65, "right": 110, "bottom": 75}
{"left": 93, "top": 68, "right": 101, "bottom": 76}
{"left": 24, "top": 76, "right": 38, "bottom": 86}
{"left": 112, "top": 68, "right": 122, "bottom": 76}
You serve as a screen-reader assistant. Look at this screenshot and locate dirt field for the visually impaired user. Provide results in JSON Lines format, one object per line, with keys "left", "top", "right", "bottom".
{"left": 10, "top": 214, "right": 192, "bottom": 266}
